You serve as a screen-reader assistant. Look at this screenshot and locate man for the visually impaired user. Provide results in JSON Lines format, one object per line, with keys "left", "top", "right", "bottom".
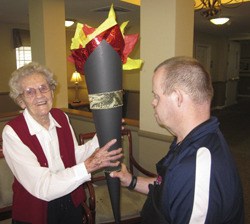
{"left": 111, "top": 56, "right": 244, "bottom": 223}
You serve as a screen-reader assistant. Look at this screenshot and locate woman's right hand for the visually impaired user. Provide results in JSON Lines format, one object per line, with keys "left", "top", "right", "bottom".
{"left": 84, "top": 139, "right": 123, "bottom": 173}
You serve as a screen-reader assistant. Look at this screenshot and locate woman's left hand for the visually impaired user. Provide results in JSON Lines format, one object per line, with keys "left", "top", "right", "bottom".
{"left": 84, "top": 139, "right": 123, "bottom": 173}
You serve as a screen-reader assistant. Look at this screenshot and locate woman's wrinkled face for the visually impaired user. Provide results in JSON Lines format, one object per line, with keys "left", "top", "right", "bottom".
{"left": 19, "top": 73, "right": 53, "bottom": 120}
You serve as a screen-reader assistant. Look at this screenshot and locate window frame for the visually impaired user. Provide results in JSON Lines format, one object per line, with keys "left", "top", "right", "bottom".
{"left": 15, "top": 46, "right": 32, "bottom": 69}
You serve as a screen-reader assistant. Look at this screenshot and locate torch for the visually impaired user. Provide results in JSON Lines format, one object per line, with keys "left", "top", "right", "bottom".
{"left": 69, "top": 5, "right": 142, "bottom": 223}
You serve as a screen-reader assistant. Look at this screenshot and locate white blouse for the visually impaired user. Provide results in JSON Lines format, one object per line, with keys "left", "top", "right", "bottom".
{"left": 2, "top": 109, "right": 99, "bottom": 201}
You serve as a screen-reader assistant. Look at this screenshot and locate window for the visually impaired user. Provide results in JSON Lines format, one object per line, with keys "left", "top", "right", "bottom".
{"left": 15, "top": 46, "right": 32, "bottom": 69}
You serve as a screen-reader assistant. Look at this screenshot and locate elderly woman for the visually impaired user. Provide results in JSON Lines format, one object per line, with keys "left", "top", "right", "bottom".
{"left": 2, "top": 62, "right": 123, "bottom": 224}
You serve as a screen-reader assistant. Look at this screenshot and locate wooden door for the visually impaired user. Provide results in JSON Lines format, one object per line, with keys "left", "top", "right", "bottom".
{"left": 226, "top": 41, "right": 240, "bottom": 106}
{"left": 195, "top": 44, "right": 211, "bottom": 73}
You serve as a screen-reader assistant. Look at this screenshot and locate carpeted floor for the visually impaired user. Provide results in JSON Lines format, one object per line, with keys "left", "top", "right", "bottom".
{"left": 212, "top": 97, "right": 250, "bottom": 224}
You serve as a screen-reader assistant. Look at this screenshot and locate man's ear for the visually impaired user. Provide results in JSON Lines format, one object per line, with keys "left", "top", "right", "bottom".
{"left": 172, "top": 89, "right": 183, "bottom": 107}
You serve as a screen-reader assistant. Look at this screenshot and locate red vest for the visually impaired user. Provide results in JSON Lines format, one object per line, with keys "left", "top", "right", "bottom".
{"left": 7, "top": 108, "right": 85, "bottom": 224}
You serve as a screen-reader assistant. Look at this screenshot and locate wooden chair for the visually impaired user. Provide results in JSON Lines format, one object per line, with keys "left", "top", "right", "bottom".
{"left": 79, "top": 129, "right": 157, "bottom": 224}
{"left": 0, "top": 137, "right": 13, "bottom": 222}
{"left": 81, "top": 181, "right": 96, "bottom": 224}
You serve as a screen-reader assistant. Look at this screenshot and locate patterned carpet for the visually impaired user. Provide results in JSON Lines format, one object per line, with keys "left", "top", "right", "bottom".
{"left": 212, "top": 97, "right": 250, "bottom": 224}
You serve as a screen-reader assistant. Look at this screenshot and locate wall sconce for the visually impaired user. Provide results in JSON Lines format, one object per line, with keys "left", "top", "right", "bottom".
{"left": 70, "top": 71, "right": 82, "bottom": 103}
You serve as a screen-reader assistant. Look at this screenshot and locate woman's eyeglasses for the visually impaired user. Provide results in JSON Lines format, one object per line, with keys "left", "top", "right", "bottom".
{"left": 22, "top": 84, "right": 51, "bottom": 98}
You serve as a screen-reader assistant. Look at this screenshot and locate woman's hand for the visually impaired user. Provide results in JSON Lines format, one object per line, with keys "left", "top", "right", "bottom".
{"left": 85, "top": 139, "right": 123, "bottom": 173}
{"left": 121, "top": 118, "right": 125, "bottom": 130}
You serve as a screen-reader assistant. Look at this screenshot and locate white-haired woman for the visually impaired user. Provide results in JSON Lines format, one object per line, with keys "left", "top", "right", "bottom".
{"left": 3, "top": 62, "right": 122, "bottom": 224}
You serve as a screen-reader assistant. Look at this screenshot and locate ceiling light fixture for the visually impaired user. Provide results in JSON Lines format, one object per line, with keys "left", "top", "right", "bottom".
{"left": 210, "top": 17, "right": 230, "bottom": 25}
{"left": 65, "top": 20, "right": 74, "bottom": 27}
{"left": 194, "top": 0, "right": 244, "bottom": 25}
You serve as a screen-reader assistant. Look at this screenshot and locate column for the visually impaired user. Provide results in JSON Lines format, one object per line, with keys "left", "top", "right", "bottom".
{"left": 29, "top": 0, "right": 68, "bottom": 108}
{"left": 139, "top": 0, "right": 194, "bottom": 171}
{"left": 140, "top": 0, "right": 194, "bottom": 134}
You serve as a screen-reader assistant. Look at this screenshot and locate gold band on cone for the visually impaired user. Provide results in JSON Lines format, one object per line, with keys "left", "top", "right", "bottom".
{"left": 89, "top": 90, "right": 123, "bottom": 110}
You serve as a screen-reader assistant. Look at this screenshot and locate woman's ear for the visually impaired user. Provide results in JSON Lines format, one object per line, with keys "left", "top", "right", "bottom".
{"left": 16, "top": 97, "right": 26, "bottom": 109}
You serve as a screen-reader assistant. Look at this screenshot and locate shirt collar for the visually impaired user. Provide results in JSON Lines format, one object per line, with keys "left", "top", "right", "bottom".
{"left": 23, "top": 109, "right": 62, "bottom": 135}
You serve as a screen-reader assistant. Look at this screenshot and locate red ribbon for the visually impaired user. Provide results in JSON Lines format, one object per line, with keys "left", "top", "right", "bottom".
{"left": 71, "top": 24, "right": 125, "bottom": 74}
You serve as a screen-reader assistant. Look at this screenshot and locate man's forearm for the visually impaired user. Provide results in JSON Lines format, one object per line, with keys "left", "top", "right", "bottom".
{"left": 134, "top": 176, "right": 156, "bottom": 194}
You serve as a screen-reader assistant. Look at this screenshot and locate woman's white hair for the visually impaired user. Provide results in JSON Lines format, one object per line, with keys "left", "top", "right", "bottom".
{"left": 9, "top": 62, "right": 57, "bottom": 104}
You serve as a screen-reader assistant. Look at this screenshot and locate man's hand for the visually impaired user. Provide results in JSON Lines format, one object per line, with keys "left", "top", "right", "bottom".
{"left": 111, "top": 163, "right": 157, "bottom": 194}
{"left": 110, "top": 163, "right": 132, "bottom": 187}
